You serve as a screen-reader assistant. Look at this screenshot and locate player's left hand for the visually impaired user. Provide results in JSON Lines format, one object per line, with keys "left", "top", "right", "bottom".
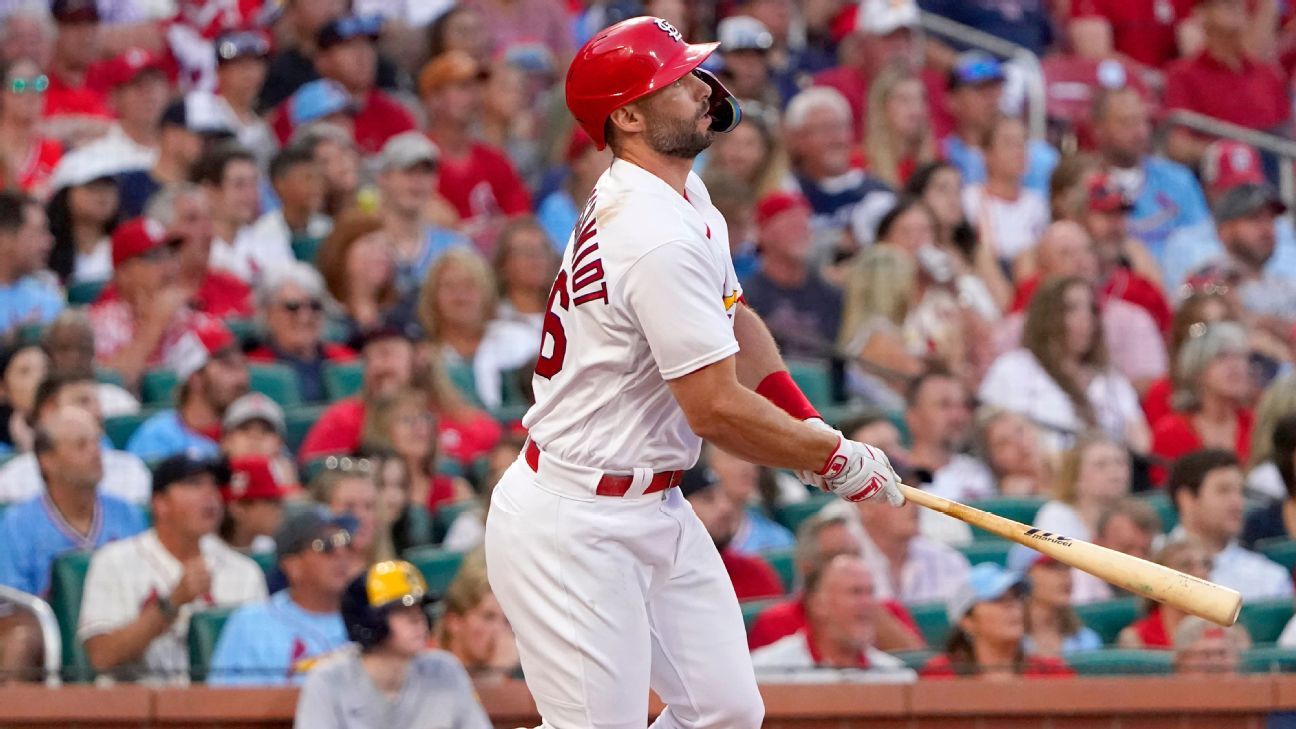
{"left": 794, "top": 417, "right": 835, "bottom": 492}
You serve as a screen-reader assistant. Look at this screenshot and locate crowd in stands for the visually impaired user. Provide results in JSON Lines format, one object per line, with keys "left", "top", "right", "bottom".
{"left": 0, "top": 0, "right": 1295, "bottom": 700}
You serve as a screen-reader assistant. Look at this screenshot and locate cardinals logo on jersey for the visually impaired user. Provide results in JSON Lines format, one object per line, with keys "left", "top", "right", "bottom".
{"left": 722, "top": 290, "right": 740, "bottom": 314}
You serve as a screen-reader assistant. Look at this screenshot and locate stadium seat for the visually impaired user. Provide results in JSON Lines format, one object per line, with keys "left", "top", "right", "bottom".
{"left": 1257, "top": 538, "right": 1296, "bottom": 573}
{"left": 48, "top": 551, "right": 93, "bottom": 682}
{"left": 894, "top": 649, "right": 938, "bottom": 672}
{"left": 787, "top": 360, "right": 834, "bottom": 410}
{"left": 431, "top": 500, "right": 480, "bottom": 544}
{"left": 446, "top": 361, "right": 485, "bottom": 408}
{"left": 225, "top": 318, "right": 257, "bottom": 347}
{"left": 1139, "top": 491, "right": 1178, "bottom": 533}
{"left": 323, "top": 361, "right": 364, "bottom": 401}
{"left": 292, "top": 237, "right": 321, "bottom": 264}
{"left": 249, "top": 363, "right": 301, "bottom": 407}
{"left": 94, "top": 368, "right": 125, "bottom": 388}
{"left": 401, "top": 546, "right": 465, "bottom": 597}
{"left": 1237, "top": 597, "right": 1295, "bottom": 645}
{"left": 188, "top": 607, "right": 236, "bottom": 683}
{"left": 284, "top": 405, "right": 325, "bottom": 455}
{"left": 772, "top": 494, "right": 835, "bottom": 534}
{"left": 957, "top": 539, "right": 1012, "bottom": 567}
{"left": 400, "top": 504, "right": 435, "bottom": 548}
{"left": 1241, "top": 646, "right": 1296, "bottom": 674}
{"left": 104, "top": 411, "right": 154, "bottom": 450}
{"left": 1075, "top": 597, "right": 1140, "bottom": 644}
{"left": 141, "top": 369, "right": 179, "bottom": 405}
{"left": 1067, "top": 648, "right": 1173, "bottom": 676}
{"left": 740, "top": 598, "right": 781, "bottom": 632}
{"left": 66, "top": 279, "right": 106, "bottom": 306}
{"left": 907, "top": 601, "right": 951, "bottom": 645}
{"left": 250, "top": 551, "right": 277, "bottom": 581}
{"left": 762, "top": 548, "right": 796, "bottom": 594}
{"left": 969, "top": 497, "right": 1047, "bottom": 541}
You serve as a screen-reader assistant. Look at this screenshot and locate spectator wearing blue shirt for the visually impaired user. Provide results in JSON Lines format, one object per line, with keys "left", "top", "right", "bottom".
{"left": 536, "top": 127, "right": 610, "bottom": 251}
{"left": 0, "top": 190, "right": 62, "bottom": 340}
{"left": 941, "top": 53, "right": 1058, "bottom": 197}
{"left": 0, "top": 406, "right": 145, "bottom": 679}
{"left": 1092, "top": 86, "right": 1211, "bottom": 274}
{"left": 208, "top": 508, "right": 354, "bottom": 685}
{"left": 126, "top": 319, "right": 249, "bottom": 462}
{"left": 920, "top": 0, "right": 1053, "bottom": 57}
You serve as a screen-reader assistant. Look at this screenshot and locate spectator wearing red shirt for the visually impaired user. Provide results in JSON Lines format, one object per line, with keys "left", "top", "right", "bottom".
{"left": 1117, "top": 539, "right": 1214, "bottom": 649}
{"left": 147, "top": 184, "right": 252, "bottom": 319}
{"left": 358, "top": 386, "right": 472, "bottom": 514}
{"left": 1068, "top": 0, "right": 1194, "bottom": 68}
{"left": 0, "top": 58, "right": 62, "bottom": 200}
{"left": 1165, "top": 0, "right": 1290, "bottom": 169}
{"left": 419, "top": 51, "right": 532, "bottom": 251}
{"left": 919, "top": 563, "right": 1075, "bottom": 679}
{"left": 43, "top": 0, "right": 113, "bottom": 141}
{"left": 1141, "top": 290, "right": 1235, "bottom": 425}
{"left": 680, "top": 464, "right": 782, "bottom": 601}
{"left": 247, "top": 262, "right": 354, "bottom": 403}
{"left": 1151, "top": 322, "right": 1255, "bottom": 483}
{"left": 748, "top": 510, "right": 923, "bottom": 652}
{"left": 270, "top": 15, "right": 416, "bottom": 155}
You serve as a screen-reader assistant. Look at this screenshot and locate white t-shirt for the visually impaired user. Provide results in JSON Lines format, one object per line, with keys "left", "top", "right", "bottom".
{"left": 962, "top": 184, "right": 1049, "bottom": 263}
{"left": 75, "top": 125, "right": 157, "bottom": 174}
{"left": 1033, "top": 500, "right": 1112, "bottom": 604}
{"left": 978, "top": 349, "right": 1142, "bottom": 453}
{"left": 78, "top": 530, "right": 267, "bottom": 684}
{"left": 72, "top": 239, "right": 112, "bottom": 284}
{"left": 750, "top": 631, "right": 917, "bottom": 684}
{"left": 523, "top": 160, "right": 742, "bottom": 472}
{"left": 927, "top": 454, "right": 997, "bottom": 503}
{"left": 209, "top": 223, "right": 295, "bottom": 286}
{"left": 0, "top": 448, "right": 151, "bottom": 505}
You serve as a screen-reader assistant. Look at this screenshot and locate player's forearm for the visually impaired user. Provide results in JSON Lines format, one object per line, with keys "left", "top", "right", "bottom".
{"left": 732, "top": 305, "right": 786, "bottom": 390}
{"left": 686, "top": 384, "right": 837, "bottom": 472}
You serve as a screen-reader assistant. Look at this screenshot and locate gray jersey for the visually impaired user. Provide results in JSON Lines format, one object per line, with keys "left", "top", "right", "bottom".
{"left": 293, "top": 649, "right": 492, "bottom": 729}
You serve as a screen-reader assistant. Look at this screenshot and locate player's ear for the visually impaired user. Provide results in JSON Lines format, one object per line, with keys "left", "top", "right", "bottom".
{"left": 608, "top": 104, "right": 646, "bottom": 138}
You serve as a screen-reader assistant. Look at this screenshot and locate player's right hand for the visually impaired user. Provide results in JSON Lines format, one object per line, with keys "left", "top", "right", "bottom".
{"left": 817, "top": 436, "right": 905, "bottom": 507}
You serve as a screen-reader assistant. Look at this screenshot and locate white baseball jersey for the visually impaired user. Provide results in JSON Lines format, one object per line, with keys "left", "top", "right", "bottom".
{"left": 523, "top": 159, "right": 742, "bottom": 472}
{"left": 78, "top": 530, "right": 267, "bottom": 684}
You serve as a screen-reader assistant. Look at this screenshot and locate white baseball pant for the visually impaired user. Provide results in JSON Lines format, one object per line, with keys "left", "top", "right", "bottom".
{"left": 484, "top": 454, "right": 764, "bottom": 729}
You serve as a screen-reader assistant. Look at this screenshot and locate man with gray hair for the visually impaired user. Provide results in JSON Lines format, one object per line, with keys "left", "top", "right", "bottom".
{"left": 780, "top": 86, "right": 894, "bottom": 251}
{"left": 0, "top": 5, "right": 54, "bottom": 67}
{"left": 1173, "top": 616, "right": 1250, "bottom": 675}
{"left": 248, "top": 261, "right": 356, "bottom": 403}
{"left": 144, "top": 184, "right": 253, "bottom": 318}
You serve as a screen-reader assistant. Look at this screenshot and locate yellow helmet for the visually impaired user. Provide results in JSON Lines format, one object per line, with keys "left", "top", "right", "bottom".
{"left": 343, "top": 560, "right": 432, "bottom": 648}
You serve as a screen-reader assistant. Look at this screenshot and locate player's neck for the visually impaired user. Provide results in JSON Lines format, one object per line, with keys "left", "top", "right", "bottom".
{"left": 615, "top": 148, "right": 693, "bottom": 197}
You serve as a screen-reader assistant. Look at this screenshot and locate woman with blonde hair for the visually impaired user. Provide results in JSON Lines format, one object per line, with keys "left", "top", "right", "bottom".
{"left": 417, "top": 247, "right": 537, "bottom": 412}
{"left": 1247, "top": 374, "right": 1296, "bottom": 501}
{"left": 836, "top": 244, "right": 922, "bottom": 410}
{"left": 863, "top": 66, "right": 936, "bottom": 189}
{"left": 360, "top": 386, "right": 474, "bottom": 513}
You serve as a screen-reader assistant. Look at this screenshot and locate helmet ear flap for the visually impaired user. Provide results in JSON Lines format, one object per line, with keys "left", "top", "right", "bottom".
{"left": 693, "top": 68, "right": 742, "bottom": 134}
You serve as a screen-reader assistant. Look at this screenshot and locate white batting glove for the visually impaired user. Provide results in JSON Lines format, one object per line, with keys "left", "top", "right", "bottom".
{"left": 794, "top": 417, "right": 836, "bottom": 491}
{"left": 818, "top": 436, "right": 905, "bottom": 507}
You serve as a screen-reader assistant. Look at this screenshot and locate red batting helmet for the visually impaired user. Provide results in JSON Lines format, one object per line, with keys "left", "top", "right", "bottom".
{"left": 566, "top": 16, "right": 742, "bottom": 150}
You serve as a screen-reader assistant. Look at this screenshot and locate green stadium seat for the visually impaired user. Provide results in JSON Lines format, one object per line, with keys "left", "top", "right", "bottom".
{"left": 188, "top": 607, "right": 236, "bottom": 683}
{"left": 1241, "top": 646, "right": 1296, "bottom": 674}
{"left": 894, "top": 649, "right": 938, "bottom": 671}
{"left": 762, "top": 548, "right": 796, "bottom": 594}
{"left": 284, "top": 405, "right": 324, "bottom": 455}
{"left": 1075, "top": 597, "right": 1140, "bottom": 644}
{"left": 1067, "top": 648, "right": 1173, "bottom": 676}
{"left": 225, "top": 318, "right": 257, "bottom": 346}
{"left": 104, "top": 411, "right": 154, "bottom": 450}
{"left": 323, "top": 361, "right": 364, "bottom": 401}
{"left": 250, "top": 551, "right": 277, "bottom": 581}
{"left": 94, "top": 368, "right": 125, "bottom": 388}
{"left": 1237, "top": 597, "right": 1294, "bottom": 645}
{"left": 772, "top": 494, "right": 835, "bottom": 534}
{"left": 957, "top": 539, "right": 1012, "bottom": 567}
{"left": 141, "top": 369, "right": 180, "bottom": 405}
{"left": 446, "top": 361, "right": 484, "bottom": 408}
{"left": 787, "top": 360, "right": 834, "bottom": 410}
{"left": 1139, "top": 491, "right": 1178, "bottom": 533}
{"left": 398, "top": 504, "right": 435, "bottom": 550}
{"left": 740, "top": 598, "right": 781, "bottom": 632}
{"left": 48, "top": 551, "right": 93, "bottom": 682}
{"left": 66, "top": 279, "right": 106, "bottom": 306}
{"left": 402, "top": 546, "right": 466, "bottom": 596}
{"left": 907, "top": 601, "right": 951, "bottom": 646}
{"left": 431, "top": 500, "right": 481, "bottom": 544}
{"left": 1257, "top": 538, "right": 1296, "bottom": 573}
{"left": 969, "top": 497, "right": 1047, "bottom": 541}
{"left": 321, "top": 318, "right": 350, "bottom": 345}
{"left": 250, "top": 363, "right": 301, "bottom": 407}
{"left": 292, "top": 236, "right": 322, "bottom": 264}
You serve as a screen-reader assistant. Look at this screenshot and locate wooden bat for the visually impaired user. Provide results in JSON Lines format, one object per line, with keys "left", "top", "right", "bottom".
{"left": 897, "top": 484, "right": 1243, "bottom": 627}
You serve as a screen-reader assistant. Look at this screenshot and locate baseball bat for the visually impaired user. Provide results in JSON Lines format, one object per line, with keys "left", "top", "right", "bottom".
{"left": 897, "top": 483, "right": 1243, "bottom": 627}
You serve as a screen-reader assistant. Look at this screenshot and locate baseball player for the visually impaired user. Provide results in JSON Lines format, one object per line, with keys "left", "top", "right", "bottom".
{"left": 483, "top": 16, "right": 904, "bottom": 729}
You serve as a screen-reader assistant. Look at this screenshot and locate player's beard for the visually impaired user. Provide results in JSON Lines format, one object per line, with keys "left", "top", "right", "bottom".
{"left": 645, "top": 103, "right": 713, "bottom": 159}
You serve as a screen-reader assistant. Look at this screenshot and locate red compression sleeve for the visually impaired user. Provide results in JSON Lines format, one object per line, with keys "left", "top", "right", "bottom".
{"left": 755, "top": 370, "right": 820, "bottom": 421}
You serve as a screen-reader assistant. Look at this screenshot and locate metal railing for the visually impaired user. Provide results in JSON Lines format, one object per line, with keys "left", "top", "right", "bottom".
{"left": 0, "top": 585, "right": 62, "bottom": 687}
{"left": 1164, "top": 109, "right": 1296, "bottom": 205}
{"left": 918, "top": 11, "right": 1047, "bottom": 141}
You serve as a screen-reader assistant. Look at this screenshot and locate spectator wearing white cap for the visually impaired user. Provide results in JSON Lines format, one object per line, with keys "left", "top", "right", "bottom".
{"left": 0, "top": 57, "right": 62, "bottom": 199}
{"left": 0, "top": 190, "right": 60, "bottom": 339}
{"left": 220, "top": 391, "right": 298, "bottom": 493}
{"left": 116, "top": 97, "right": 213, "bottom": 218}
{"left": 715, "top": 15, "right": 779, "bottom": 108}
{"left": 376, "top": 131, "right": 469, "bottom": 298}
{"left": 125, "top": 317, "right": 250, "bottom": 463}
{"left": 75, "top": 46, "right": 168, "bottom": 174}
{"left": 751, "top": 553, "right": 916, "bottom": 684}
{"left": 45, "top": 146, "right": 125, "bottom": 284}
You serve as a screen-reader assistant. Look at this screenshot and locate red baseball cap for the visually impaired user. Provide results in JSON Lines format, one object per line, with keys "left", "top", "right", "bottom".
{"left": 168, "top": 317, "right": 238, "bottom": 381}
{"left": 102, "top": 47, "right": 166, "bottom": 88}
{"left": 755, "top": 190, "right": 811, "bottom": 225}
{"left": 223, "top": 456, "right": 287, "bottom": 503}
{"left": 111, "top": 217, "right": 180, "bottom": 268}
{"left": 1087, "top": 174, "right": 1134, "bottom": 214}
{"left": 1202, "top": 140, "right": 1264, "bottom": 197}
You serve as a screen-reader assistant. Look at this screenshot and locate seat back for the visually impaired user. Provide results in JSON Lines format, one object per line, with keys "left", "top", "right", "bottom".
{"left": 48, "top": 551, "right": 93, "bottom": 682}
{"left": 323, "top": 361, "right": 364, "bottom": 401}
{"left": 762, "top": 548, "right": 796, "bottom": 594}
{"left": 1075, "top": 597, "right": 1141, "bottom": 644}
{"left": 1237, "top": 597, "right": 1295, "bottom": 645}
{"left": 401, "top": 546, "right": 466, "bottom": 597}
{"left": 1066, "top": 648, "right": 1173, "bottom": 676}
{"left": 188, "top": 607, "right": 236, "bottom": 683}
{"left": 907, "top": 601, "right": 951, "bottom": 646}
